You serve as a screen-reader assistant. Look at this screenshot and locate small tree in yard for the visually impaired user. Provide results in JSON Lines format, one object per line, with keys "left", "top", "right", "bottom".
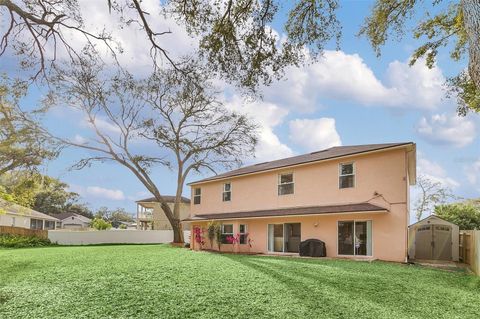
{"left": 414, "top": 175, "right": 454, "bottom": 221}
{"left": 45, "top": 54, "right": 257, "bottom": 243}
{"left": 214, "top": 224, "right": 223, "bottom": 251}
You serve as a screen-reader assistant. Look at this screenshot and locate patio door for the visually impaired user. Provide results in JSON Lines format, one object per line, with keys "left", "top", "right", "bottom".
{"left": 268, "top": 224, "right": 284, "bottom": 252}
{"left": 338, "top": 221, "right": 372, "bottom": 256}
{"left": 268, "top": 223, "right": 301, "bottom": 253}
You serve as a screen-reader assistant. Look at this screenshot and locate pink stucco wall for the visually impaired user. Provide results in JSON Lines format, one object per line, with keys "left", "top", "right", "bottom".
{"left": 189, "top": 147, "right": 414, "bottom": 262}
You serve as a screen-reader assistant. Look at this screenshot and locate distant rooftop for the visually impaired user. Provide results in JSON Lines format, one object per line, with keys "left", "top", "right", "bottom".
{"left": 189, "top": 142, "right": 414, "bottom": 185}
{"left": 54, "top": 212, "right": 92, "bottom": 222}
{"left": 0, "top": 199, "right": 59, "bottom": 221}
{"left": 136, "top": 196, "right": 191, "bottom": 204}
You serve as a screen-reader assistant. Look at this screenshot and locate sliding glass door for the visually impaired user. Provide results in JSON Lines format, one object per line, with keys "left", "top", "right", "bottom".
{"left": 268, "top": 224, "right": 284, "bottom": 252}
{"left": 268, "top": 223, "right": 301, "bottom": 253}
{"left": 338, "top": 221, "right": 372, "bottom": 256}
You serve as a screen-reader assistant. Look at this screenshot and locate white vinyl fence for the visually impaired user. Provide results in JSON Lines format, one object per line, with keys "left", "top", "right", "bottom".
{"left": 48, "top": 230, "right": 190, "bottom": 245}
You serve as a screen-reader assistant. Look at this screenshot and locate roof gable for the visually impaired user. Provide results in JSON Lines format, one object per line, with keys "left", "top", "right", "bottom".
{"left": 54, "top": 213, "right": 92, "bottom": 222}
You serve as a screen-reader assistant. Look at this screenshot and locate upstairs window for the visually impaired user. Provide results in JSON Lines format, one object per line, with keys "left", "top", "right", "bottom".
{"left": 193, "top": 188, "right": 201, "bottom": 205}
{"left": 223, "top": 183, "right": 231, "bottom": 202}
{"left": 339, "top": 163, "right": 355, "bottom": 189}
{"left": 278, "top": 173, "right": 294, "bottom": 195}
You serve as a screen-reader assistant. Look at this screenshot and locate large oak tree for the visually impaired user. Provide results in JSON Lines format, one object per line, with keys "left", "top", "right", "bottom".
{"left": 45, "top": 54, "right": 257, "bottom": 242}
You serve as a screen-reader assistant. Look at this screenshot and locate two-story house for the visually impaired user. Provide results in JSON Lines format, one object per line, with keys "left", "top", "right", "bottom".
{"left": 185, "top": 142, "right": 416, "bottom": 262}
{"left": 136, "top": 196, "right": 191, "bottom": 230}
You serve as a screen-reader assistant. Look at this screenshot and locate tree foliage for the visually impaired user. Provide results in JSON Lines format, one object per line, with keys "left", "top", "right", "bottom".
{"left": 359, "top": 0, "right": 480, "bottom": 114}
{"left": 0, "top": 0, "right": 341, "bottom": 93}
{"left": 91, "top": 217, "right": 112, "bottom": 230}
{"left": 0, "top": 74, "right": 56, "bottom": 175}
{"left": 43, "top": 53, "right": 257, "bottom": 243}
{"left": 435, "top": 201, "right": 480, "bottom": 230}
{"left": 95, "top": 207, "right": 134, "bottom": 228}
{"left": 0, "top": 171, "right": 93, "bottom": 218}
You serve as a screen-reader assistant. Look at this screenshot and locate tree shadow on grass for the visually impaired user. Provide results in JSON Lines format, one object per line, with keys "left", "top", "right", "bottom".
{"left": 223, "top": 254, "right": 480, "bottom": 318}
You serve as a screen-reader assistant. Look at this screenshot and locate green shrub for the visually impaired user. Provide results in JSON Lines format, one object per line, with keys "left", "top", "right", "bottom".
{"left": 91, "top": 218, "right": 112, "bottom": 230}
{"left": 0, "top": 234, "right": 54, "bottom": 248}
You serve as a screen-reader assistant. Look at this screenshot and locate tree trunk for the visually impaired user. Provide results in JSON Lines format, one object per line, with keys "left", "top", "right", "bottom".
{"left": 159, "top": 200, "right": 184, "bottom": 243}
{"left": 462, "top": 0, "right": 480, "bottom": 89}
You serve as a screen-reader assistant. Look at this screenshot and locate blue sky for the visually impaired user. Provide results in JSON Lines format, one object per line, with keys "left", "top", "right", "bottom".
{"left": 2, "top": 1, "right": 479, "bottom": 220}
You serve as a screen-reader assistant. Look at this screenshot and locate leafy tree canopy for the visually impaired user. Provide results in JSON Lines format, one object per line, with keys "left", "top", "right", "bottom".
{"left": 360, "top": 0, "right": 480, "bottom": 114}
{"left": 435, "top": 200, "right": 480, "bottom": 230}
{"left": 0, "top": 74, "right": 57, "bottom": 175}
{"left": 95, "top": 207, "right": 134, "bottom": 228}
{"left": 0, "top": 171, "right": 93, "bottom": 219}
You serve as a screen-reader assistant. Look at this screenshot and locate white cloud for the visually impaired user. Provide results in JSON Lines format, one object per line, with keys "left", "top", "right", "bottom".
{"left": 70, "top": 184, "right": 125, "bottom": 201}
{"left": 86, "top": 186, "right": 125, "bottom": 201}
{"left": 416, "top": 113, "right": 476, "bottom": 147}
{"left": 288, "top": 118, "right": 341, "bottom": 151}
{"left": 73, "top": 134, "right": 88, "bottom": 144}
{"left": 262, "top": 50, "right": 446, "bottom": 112}
{"left": 80, "top": 116, "right": 121, "bottom": 134}
{"left": 385, "top": 58, "right": 445, "bottom": 109}
{"left": 417, "top": 157, "right": 459, "bottom": 188}
{"left": 225, "top": 95, "right": 293, "bottom": 161}
{"left": 465, "top": 159, "right": 480, "bottom": 188}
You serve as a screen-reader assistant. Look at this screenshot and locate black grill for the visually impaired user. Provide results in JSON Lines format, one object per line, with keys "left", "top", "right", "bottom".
{"left": 299, "top": 239, "right": 327, "bottom": 257}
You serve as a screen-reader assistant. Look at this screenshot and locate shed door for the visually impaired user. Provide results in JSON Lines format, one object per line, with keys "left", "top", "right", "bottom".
{"left": 415, "top": 224, "right": 452, "bottom": 261}
{"left": 415, "top": 225, "right": 433, "bottom": 259}
{"left": 433, "top": 225, "right": 452, "bottom": 260}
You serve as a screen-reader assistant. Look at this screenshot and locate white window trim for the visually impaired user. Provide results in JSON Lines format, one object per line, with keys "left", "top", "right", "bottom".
{"left": 278, "top": 172, "right": 294, "bottom": 196}
{"left": 193, "top": 188, "right": 201, "bottom": 205}
{"left": 239, "top": 224, "right": 247, "bottom": 245}
{"left": 338, "top": 162, "right": 355, "bottom": 189}
{"left": 221, "top": 224, "right": 234, "bottom": 243}
{"left": 222, "top": 182, "right": 232, "bottom": 202}
{"left": 336, "top": 220, "right": 373, "bottom": 257}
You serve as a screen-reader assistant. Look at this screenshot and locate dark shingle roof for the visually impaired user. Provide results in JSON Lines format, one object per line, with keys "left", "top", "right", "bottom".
{"left": 183, "top": 202, "right": 387, "bottom": 221}
{"left": 136, "top": 196, "right": 191, "bottom": 204}
{"left": 189, "top": 142, "right": 413, "bottom": 185}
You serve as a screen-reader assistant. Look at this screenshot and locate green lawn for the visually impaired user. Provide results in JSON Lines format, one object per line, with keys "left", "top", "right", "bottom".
{"left": 1, "top": 245, "right": 479, "bottom": 319}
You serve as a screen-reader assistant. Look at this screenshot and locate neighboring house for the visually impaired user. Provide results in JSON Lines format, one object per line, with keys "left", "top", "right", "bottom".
{"left": 136, "top": 196, "right": 191, "bottom": 230}
{"left": 0, "top": 199, "right": 59, "bottom": 230}
{"left": 55, "top": 213, "right": 92, "bottom": 229}
{"left": 185, "top": 142, "right": 417, "bottom": 262}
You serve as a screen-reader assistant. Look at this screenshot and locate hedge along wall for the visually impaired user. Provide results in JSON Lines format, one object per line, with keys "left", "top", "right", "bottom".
{"left": 0, "top": 226, "right": 48, "bottom": 239}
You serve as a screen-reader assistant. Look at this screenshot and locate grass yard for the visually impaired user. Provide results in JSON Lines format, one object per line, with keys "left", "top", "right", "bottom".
{"left": 1, "top": 245, "right": 479, "bottom": 319}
